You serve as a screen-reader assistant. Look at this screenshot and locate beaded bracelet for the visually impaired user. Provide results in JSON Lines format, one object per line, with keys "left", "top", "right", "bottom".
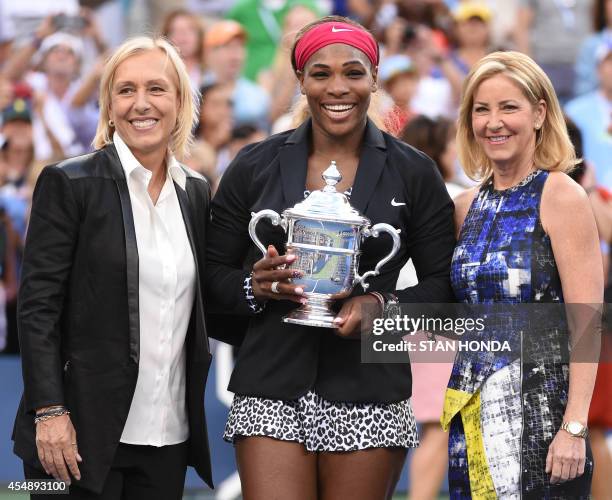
{"left": 243, "top": 272, "right": 265, "bottom": 314}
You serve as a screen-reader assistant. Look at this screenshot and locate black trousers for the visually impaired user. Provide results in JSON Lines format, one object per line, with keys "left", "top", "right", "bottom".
{"left": 24, "top": 441, "right": 188, "bottom": 500}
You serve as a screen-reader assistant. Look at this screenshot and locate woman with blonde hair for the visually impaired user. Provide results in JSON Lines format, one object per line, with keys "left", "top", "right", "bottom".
{"left": 12, "top": 36, "right": 214, "bottom": 499}
{"left": 444, "top": 51, "right": 602, "bottom": 498}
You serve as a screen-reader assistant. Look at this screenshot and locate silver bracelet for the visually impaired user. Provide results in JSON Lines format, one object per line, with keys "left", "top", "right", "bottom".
{"left": 34, "top": 408, "right": 70, "bottom": 424}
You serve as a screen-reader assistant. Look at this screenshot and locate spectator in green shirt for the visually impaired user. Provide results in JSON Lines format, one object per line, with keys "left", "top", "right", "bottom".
{"left": 226, "top": 0, "right": 320, "bottom": 82}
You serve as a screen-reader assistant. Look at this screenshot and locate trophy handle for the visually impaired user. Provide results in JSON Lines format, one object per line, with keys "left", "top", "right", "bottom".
{"left": 355, "top": 223, "right": 401, "bottom": 291}
{"left": 248, "top": 209, "right": 286, "bottom": 256}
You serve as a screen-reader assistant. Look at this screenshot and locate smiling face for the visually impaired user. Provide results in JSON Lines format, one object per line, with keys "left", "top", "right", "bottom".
{"left": 109, "top": 49, "right": 180, "bottom": 162}
{"left": 298, "top": 43, "right": 376, "bottom": 140}
{"left": 471, "top": 73, "right": 546, "bottom": 172}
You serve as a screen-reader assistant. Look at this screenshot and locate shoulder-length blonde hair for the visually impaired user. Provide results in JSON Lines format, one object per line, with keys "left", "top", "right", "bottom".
{"left": 93, "top": 36, "right": 198, "bottom": 159}
{"left": 457, "top": 50, "right": 576, "bottom": 182}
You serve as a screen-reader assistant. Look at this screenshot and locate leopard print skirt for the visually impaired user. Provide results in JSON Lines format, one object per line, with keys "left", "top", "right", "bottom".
{"left": 223, "top": 390, "right": 419, "bottom": 452}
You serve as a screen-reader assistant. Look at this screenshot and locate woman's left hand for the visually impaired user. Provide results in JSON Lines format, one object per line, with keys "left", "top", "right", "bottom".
{"left": 332, "top": 294, "right": 380, "bottom": 339}
{"left": 545, "top": 429, "right": 586, "bottom": 484}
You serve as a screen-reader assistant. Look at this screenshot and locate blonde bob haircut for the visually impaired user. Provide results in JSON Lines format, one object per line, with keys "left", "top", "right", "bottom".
{"left": 93, "top": 36, "right": 198, "bottom": 159}
{"left": 457, "top": 51, "right": 577, "bottom": 182}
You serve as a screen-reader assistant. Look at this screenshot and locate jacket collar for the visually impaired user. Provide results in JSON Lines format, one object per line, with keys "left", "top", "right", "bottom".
{"left": 283, "top": 117, "right": 387, "bottom": 149}
{"left": 279, "top": 118, "right": 387, "bottom": 213}
{"left": 101, "top": 143, "right": 125, "bottom": 180}
{"left": 102, "top": 142, "right": 140, "bottom": 364}
{"left": 112, "top": 132, "right": 187, "bottom": 190}
{"left": 100, "top": 142, "right": 201, "bottom": 365}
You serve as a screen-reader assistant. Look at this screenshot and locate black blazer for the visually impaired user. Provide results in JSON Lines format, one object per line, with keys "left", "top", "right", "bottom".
{"left": 12, "top": 145, "right": 214, "bottom": 494}
{"left": 205, "top": 119, "right": 455, "bottom": 403}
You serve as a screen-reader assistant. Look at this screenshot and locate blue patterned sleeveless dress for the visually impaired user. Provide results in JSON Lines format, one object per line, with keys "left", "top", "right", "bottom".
{"left": 443, "top": 170, "right": 593, "bottom": 499}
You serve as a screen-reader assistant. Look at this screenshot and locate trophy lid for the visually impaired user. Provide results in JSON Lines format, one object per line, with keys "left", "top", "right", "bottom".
{"left": 284, "top": 161, "right": 370, "bottom": 225}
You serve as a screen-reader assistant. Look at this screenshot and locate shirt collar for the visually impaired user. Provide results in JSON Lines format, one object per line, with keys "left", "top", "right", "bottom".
{"left": 113, "top": 132, "right": 186, "bottom": 190}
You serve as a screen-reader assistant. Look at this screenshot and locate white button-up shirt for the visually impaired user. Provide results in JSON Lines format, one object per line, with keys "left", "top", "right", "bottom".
{"left": 114, "top": 133, "right": 196, "bottom": 446}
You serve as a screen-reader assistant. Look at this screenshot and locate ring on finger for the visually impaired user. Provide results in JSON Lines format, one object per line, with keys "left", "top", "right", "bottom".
{"left": 271, "top": 281, "right": 281, "bottom": 294}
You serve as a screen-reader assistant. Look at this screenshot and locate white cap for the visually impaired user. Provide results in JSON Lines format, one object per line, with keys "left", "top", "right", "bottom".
{"left": 38, "top": 32, "right": 83, "bottom": 59}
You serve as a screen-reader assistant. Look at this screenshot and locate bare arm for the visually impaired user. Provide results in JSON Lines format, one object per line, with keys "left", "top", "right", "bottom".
{"left": 541, "top": 172, "right": 603, "bottom": 483}
{"left": 3, "top": 43, "right": 38, "bottom": 82}
{"left": 70, "top": 54, "right": 105, "bottom": 108}
{"left": 452, "top": 187, "right": 478, "bottom": 240}
{"left": 1, "top": 16, "right": 56, "bottom": 82}
{"left": 79, "top": 8, "right": 108, "bottom": 55}
{"left": 438, "top": 58, "right": 465, "bottom": 107}
{"left": 542, "top": 172, "right": 602, "bottom": 420}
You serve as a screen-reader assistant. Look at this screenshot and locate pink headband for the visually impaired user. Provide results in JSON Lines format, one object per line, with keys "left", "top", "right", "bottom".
{"left": 294, "top": 21, "right": 379, "bottom": 72}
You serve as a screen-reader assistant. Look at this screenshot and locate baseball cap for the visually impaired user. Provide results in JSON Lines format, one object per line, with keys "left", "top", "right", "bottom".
{"left": 39, "top": 32, "right": 84, "bottom": 58}
{"left": 453, "top": 2, "right": 492, "bottom": 23}
{"left": 379, "top": 55, "right": 417, "bottom": 84}
{"left": 204, "top": 20, "right": 247, "bottom": 49}
{"left": 2, "top": 98, "right": 32, "bottom": 124}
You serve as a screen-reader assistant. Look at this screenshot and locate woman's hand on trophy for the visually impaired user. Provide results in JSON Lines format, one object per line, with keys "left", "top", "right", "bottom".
{"left": 332, "top": 295, "right": 380, "bottom": 338}
{"left": 252, "top": 245, "right": 306, "bottom": 303}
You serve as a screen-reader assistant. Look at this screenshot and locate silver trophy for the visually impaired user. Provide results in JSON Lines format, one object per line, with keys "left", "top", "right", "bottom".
{"left": 249, "top": 161, "right": 401, "bottom": 328}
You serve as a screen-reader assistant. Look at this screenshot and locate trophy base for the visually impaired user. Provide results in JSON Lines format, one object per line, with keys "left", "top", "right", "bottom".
{"left": 283, "top": 296, "right": 337, "bottom": 328}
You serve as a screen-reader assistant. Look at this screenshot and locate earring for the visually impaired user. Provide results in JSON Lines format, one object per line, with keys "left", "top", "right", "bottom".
{"left": 372, "top": 83, "right": 378, "bottom": 92}
{"left": 108, "top": 119, "right": 114, "bottom": 127}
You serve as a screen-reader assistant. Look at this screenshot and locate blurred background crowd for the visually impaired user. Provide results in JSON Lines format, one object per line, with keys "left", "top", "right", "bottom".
{"left": 0, "top": 1, "right": 610, "bottom": 498}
